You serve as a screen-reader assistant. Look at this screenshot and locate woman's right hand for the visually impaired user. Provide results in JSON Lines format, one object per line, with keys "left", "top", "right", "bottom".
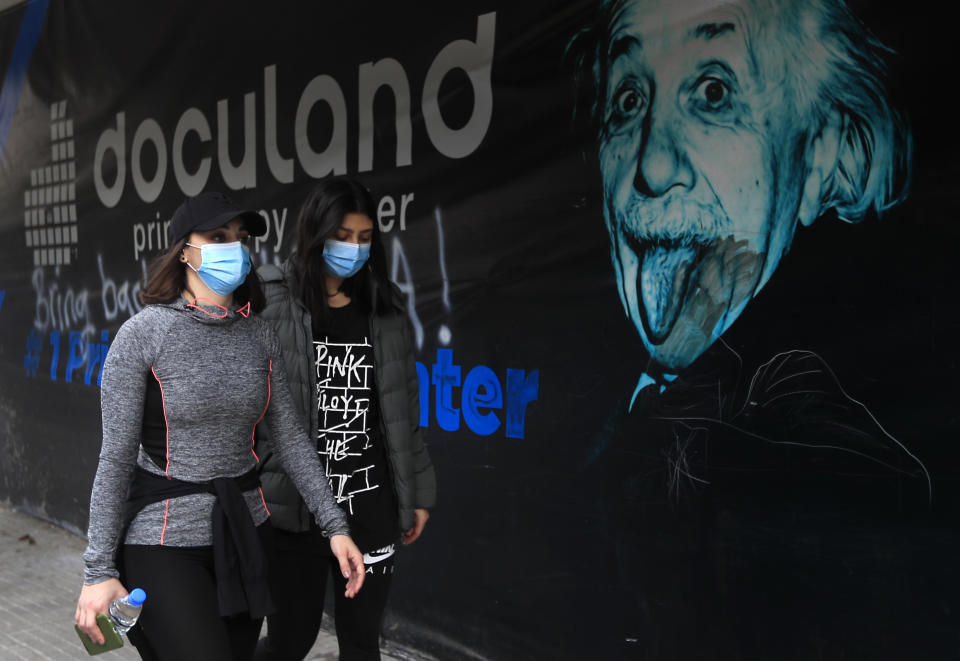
{"left": 76, "top": 578, "right": 128, "bottom": 645}
{"left": 329, "top": 534, "right": 366, "bottom": 598}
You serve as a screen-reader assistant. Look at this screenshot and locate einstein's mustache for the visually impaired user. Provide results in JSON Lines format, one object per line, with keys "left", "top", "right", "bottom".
{"left": 614, "top": 192, "right": 730, "bottom": 245}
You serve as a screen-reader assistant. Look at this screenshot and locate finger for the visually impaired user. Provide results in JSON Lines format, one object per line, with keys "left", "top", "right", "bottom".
{"left": 80, "top": 610, "right": 104, "bottom": 645}
{"left": 352, "top": 571, "right": 365, "bottom": 595}
{"left": 336, "top": 553, "right": 352, "bottom": 581}
{"left": 90, "top": 617, "right": 105, "bottom": 645}
{"left": 345, "top": 564, "right": 365, "bottom": 597}
{"left": 348, "top": 551, "right": 366, "bottom": 596}
{"left": 411, "top": 513, "right": 428, "bottom": 539}
{"left": 403, "top": 525, "right": 423, "bottom": 545}
{"left": 345, "top": 575, "right": 357, "bottom": 598}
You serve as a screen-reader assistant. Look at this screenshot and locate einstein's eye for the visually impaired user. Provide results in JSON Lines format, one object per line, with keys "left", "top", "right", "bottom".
{"left": 705, "top": 80, "right": 725, "bottom": 103}
{"left": 614, "top": 87, "right": 643, "bottom": 118}
{"left": 694, "top": 77, "right": 730, "bottom": 109}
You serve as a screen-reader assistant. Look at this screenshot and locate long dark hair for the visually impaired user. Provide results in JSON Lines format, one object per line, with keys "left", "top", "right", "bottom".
{"left": 293, "top": 177, "right": 393, "bottom": 333}
{"left": 139, "top": 237, "right": 265, "bottom": 312}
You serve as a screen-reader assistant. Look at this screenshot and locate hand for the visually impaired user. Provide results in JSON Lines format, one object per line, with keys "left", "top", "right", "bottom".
{"left": 402, "top": 508, "right": 430, "bottom": 545}
{"left": 329, "top": 535, "right": 365, "bottom": 598}
{"left": 76, "top": 578, "right": 127, "bottom": 645}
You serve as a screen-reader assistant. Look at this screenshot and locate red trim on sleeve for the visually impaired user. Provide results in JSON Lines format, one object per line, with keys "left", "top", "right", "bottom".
{"left": 250, "top": 360, "right": 272, "bottom": 463}
{"left": 160, "top": 499, "right": 170, "bottom": 545}
{"left": 151, "top": 367, "right": 172, "bottom": 477}
{"left": 258, "top": 487, "right": 271, "bottom": 516}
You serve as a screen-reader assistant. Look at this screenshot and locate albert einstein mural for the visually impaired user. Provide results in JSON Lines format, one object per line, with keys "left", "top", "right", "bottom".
{"left": 564, "top": 5, "right": 934, "bottom": 655}
{"left": 570, "top": 0, "right": 911, "bottom": 396}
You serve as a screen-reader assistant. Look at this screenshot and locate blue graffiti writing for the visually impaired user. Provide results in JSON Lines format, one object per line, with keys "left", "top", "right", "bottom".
{"left": 0, "top": 289, "right": 6, "bottom": 313}
{"left": 416, "top": 348, "right": 539, "bottom": 439}
{"left": 505, "top": 368, "right": 540, "bottom": 439}
{"left": 24, "top": 328, "right": 110, "bottom": 386}
{"left": 48, "top": 329, "right": 60, "bottom": 379}
{"left": 23, "top": 329, "right": 42, "bottom": 377}
{"left": 84, "top": 331, "right": 111, "bottom": 385}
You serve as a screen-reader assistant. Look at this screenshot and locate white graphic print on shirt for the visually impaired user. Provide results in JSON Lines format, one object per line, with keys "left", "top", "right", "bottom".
{"left": 315, "top": 337, "right": 378, "bottom": 514}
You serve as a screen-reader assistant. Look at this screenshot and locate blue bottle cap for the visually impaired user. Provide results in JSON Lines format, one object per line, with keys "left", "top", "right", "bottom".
{"left": 128, "top": 588, "right": 147, "bottom": 606}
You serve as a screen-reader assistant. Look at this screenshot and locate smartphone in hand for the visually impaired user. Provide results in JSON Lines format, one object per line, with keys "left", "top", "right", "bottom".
{"left": 74, "top": 613, "right": 124, "bottom": 656}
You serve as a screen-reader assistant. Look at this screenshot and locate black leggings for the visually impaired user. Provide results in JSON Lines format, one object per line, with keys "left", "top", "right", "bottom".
{"left": 121, "top": 528, "right": 270, "bottom": 661}
{"left": 253, "top": 526, "right": 395, "bottom": 661}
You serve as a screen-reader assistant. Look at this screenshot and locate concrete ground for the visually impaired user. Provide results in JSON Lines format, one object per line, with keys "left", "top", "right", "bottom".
{"left": 0, "top": 503, "right": 405, "bottom": 660}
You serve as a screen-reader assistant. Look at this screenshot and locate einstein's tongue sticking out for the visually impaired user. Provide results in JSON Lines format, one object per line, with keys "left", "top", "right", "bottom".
{"left": 638, "top": 244, "right": 699, "bottom": 343}
{"left": 630, "top": 235, "right": 767, "bottom": 370}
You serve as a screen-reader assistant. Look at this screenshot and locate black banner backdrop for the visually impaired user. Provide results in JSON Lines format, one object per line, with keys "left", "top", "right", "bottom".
{"left": 1, "top": 1, "right": 958, "bottom": 658}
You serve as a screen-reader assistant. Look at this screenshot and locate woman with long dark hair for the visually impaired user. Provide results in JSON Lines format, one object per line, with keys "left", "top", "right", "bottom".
{"left": 76, "top": 192, "right": 365, "bottom": 661}
{"left": 254, "top": 177, "right": 436, "bottom": 661}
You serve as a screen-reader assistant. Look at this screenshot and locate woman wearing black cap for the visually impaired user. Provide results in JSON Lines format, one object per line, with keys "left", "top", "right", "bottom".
{"left": 75, "top": 192, "right": 365, "bottom": 661}
{"left": 253, "top": 177, "right": 436, "bottom": 661}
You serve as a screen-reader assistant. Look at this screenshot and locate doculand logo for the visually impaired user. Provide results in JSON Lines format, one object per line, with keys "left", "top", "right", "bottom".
{"left": 91, "top": 13, "right": 496, "bottom": 207}
{"left": 22, "top": 100, "right": 79, "bottom": 268}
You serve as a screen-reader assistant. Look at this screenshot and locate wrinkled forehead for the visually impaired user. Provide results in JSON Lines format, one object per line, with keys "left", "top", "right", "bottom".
{"left": 605, "top": 0, "right": 787, "bottom": 81}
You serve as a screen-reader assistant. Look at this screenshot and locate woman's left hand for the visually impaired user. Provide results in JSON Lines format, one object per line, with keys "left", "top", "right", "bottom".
{"left": 402, "top": 508, "right": 430, "bottom": 545}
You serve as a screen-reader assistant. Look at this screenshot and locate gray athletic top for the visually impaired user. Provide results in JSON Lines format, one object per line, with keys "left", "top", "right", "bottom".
{"left": 82, "top": 298, "right": 349, "bottom": 585}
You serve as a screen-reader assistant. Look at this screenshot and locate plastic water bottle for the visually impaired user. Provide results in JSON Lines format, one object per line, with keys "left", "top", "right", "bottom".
{"left": 108, "top": 588, "right": 146, "bottom": 635}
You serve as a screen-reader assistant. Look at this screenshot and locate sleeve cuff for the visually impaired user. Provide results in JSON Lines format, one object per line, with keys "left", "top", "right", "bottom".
{"left": 83, "top": 567, "right": 120, "bottom": 586}
{"left": 321, "top": 526, "right": 352, "bottom": 539}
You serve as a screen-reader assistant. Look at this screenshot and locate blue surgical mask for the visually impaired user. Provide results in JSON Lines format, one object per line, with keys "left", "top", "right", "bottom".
{"left": 323, "top": 239, "right": 370, "bottom": 278}
{"left": 185, "top": 241, "right": 251, "bottom": 295}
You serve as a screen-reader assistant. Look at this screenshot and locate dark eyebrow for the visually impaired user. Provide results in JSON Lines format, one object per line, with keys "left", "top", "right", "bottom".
{"left": 609, "top": 35, "right": 641, "bottom": 62}
{"left": 691, "top": 22, "right": 735, "bottom": 41}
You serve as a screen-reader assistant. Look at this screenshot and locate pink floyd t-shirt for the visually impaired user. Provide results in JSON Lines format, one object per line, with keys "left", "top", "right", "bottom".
{"left": 313, "top": 300, "right": 398, "bottom": 553}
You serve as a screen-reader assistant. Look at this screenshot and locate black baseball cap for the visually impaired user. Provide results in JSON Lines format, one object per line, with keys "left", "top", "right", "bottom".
{"left": 169, "top": 192, "right": 267, "bottom": 244}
